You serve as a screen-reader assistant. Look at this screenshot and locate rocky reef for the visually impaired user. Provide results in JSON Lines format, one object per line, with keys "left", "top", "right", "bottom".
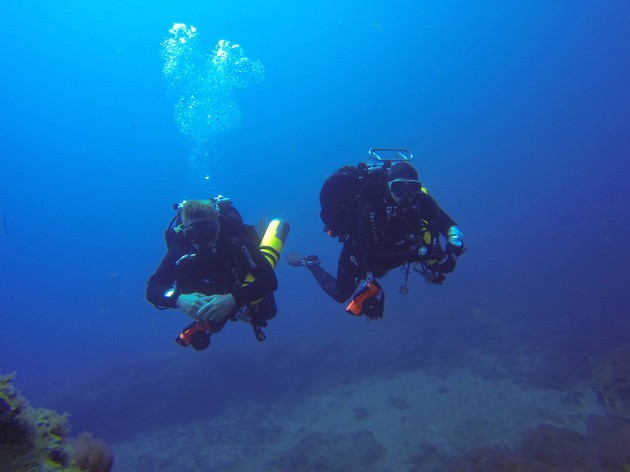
{"left": 0, "top": 372, "right": 114, "bottom": 472}
{"left": 592, "top": 344, "right": 630, "bottom": 420}
{"left": 441, "top": 415, "right": 630, "bottom": 471}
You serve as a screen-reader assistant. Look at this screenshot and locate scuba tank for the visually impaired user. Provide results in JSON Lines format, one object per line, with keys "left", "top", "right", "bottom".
{"left": 241, "top": 218, "right": 290, "bottom": 301}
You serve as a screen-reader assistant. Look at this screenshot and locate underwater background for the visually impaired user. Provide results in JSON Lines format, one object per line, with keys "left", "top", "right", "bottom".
{"left": 2, "top": 0, "right": 630, "bottom": 470}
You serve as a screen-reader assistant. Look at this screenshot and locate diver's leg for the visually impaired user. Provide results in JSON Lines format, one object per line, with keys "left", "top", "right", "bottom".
{"left": 308, "top": 243, "right": 361, "bottom": 302}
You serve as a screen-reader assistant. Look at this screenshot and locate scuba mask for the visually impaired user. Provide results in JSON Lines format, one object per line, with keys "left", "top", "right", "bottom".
{"left": 388, "top": 178, "right": 422, "bottom": 204}
{"left": 185, "top": 220, "right": 220, "bottom": 252}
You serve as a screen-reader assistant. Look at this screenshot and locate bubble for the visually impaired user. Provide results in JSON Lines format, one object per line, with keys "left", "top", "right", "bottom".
{"left": 161, "top": 23, "right": 264, "bottom": 172}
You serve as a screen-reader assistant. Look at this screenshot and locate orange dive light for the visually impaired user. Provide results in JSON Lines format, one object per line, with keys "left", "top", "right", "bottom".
{"left": 346, "top": 281, "right": 381, "bottom": 316}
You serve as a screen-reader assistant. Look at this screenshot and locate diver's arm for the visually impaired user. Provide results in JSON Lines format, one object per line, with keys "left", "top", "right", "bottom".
{"left": 231, "top": 240, "right": 278, "bottom": 306}
{"left": 417, "top": 193, "right": 457, "bottom": 235}
{"left": 146, "top": 250, "right": 180, "bottom": 309}
{"left": 417, "top": 193, "right": 464, "bottom": 257}
{"left": 437, "top": 207, "right": 458, "bottom": 236}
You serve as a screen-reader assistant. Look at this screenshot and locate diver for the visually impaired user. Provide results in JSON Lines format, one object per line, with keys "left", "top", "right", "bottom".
{"left": 146, "top": 198, "right": 280, "bottom": 349}
{"left": 288, "top": 158, "right": 465, "bottom": 319}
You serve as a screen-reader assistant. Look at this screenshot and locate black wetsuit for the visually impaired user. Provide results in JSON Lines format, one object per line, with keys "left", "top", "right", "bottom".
{"left": 309, "top": 170, "right": 458, "bottom": 302}
{"left": 146, "top": 206, "right": 277, "bottom": 331}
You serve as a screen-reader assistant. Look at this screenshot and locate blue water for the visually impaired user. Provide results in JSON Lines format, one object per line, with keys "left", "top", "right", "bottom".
{"left": 2, "top": 0, "right": 629, "bottom": 468}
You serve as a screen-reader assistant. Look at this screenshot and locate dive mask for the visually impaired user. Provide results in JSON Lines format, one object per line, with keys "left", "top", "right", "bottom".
{"left": 185, "top": 220, "right": 219, "bottom": 245}
{"left": 388, "top": 178, "right": 422, "bottom": 201}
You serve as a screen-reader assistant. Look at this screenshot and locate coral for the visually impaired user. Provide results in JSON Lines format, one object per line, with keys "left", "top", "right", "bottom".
{"left": 69, "top": 432, "right": 114, "bottom": 472}
{"left": 29, "top": 406, "right": 71, "bottom": 465}
{"left": 0, "top": 373, "right": 32, "bottom": 448}
{"left": 0, "top": 373, "right": 25, "bottom": 416}
{"left": 0, "top": 372, "right": 114, "bottom": 472}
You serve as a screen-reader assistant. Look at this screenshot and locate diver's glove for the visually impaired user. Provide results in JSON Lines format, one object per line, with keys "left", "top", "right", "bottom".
{"left": 446, "top": 226, "right": 465, "bottom": 256}
{"left": 438, "top": 253, "right": 457, "bottom": 274}
{"left": 287, "top": 253, "right": 321, "bottom": 268}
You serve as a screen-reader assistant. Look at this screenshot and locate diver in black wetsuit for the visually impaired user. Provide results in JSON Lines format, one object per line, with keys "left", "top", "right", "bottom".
{"left": 289, "top": 161, "right": 465, "bottom": 318}
{"left": 146, "top": 198, "right": 277, "bottom": 337}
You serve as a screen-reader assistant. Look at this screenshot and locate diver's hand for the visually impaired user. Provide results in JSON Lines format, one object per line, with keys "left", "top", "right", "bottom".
{"left": 446, "top": 241, "right": 465, "bottom": 257}
{"left": 447, "top": 226, "right": 466, "bottom": 256}
{"left": 196, "top": 294, "right": 237, "bottom": 323}
{"left": 175, "top": 292, "right": 208, "bottom": 320}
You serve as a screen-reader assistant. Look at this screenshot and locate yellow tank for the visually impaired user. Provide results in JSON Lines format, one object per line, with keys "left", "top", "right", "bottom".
{"left": 258, "top": 218, "right": 290, "bottom": 269}
{"left": 243, "top": 218, "right": 290, "bottom": 303}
